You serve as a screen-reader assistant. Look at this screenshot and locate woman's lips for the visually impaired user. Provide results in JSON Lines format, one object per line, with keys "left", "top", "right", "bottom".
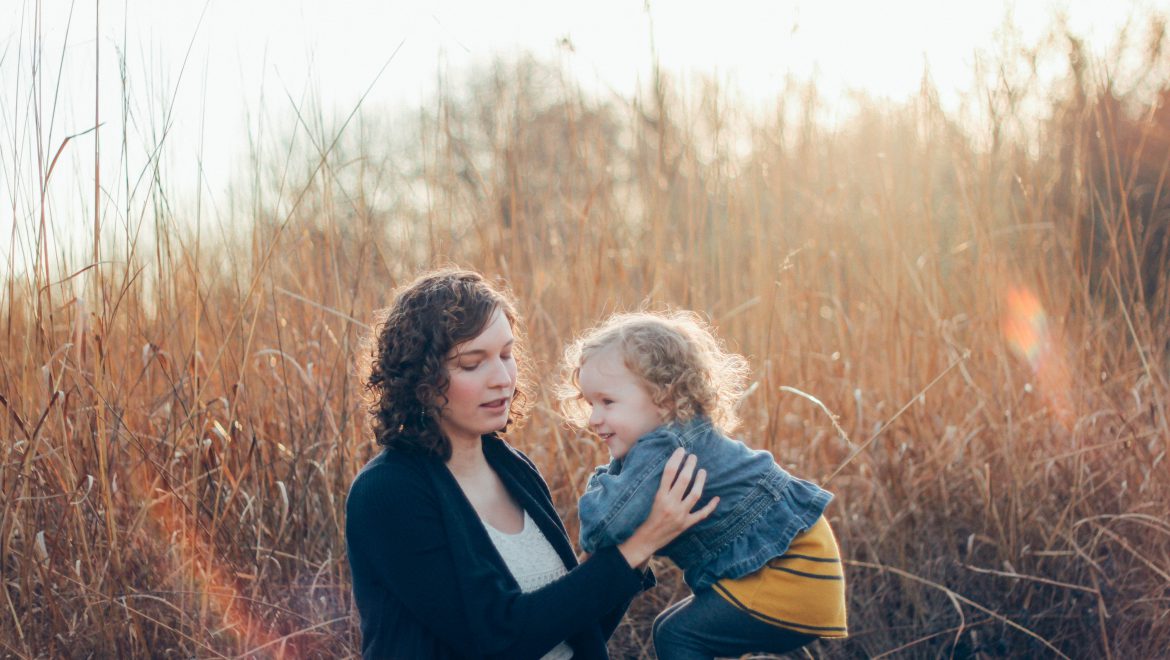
{"left": 481, "top": 398, "right": 508, "bottom": 410}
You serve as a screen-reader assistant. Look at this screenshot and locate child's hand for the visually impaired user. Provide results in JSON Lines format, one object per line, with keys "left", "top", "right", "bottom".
{"left": 617, "top": 448, "right": 719, "bottom": 569}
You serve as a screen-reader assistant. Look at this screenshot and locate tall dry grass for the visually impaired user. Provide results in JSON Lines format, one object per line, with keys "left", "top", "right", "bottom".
{"left": 2, "top": 17, "right": 1169, "bottom": 660}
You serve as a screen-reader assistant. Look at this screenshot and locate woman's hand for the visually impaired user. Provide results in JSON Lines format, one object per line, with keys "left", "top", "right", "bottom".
{"left": 617, "top": 448, "right": 719, "bottom": 569}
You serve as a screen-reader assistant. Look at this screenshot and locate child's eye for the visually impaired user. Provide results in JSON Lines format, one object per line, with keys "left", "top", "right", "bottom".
{"left": 601, "top": 398, "right": 614, "bottom": 406}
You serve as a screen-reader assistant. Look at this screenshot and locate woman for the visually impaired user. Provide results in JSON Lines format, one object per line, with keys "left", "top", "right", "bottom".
{"left": 346, "top": 268, "right": 718, "bottom": 659}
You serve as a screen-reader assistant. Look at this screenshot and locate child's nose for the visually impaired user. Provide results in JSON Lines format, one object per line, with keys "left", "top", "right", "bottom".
{"left": 588, "top": 407, "right": 602, "bottom": 428}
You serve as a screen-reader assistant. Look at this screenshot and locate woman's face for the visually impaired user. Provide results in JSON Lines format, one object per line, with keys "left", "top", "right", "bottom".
{"left": 438, "top": 309, "right": 517, "bottom": 447}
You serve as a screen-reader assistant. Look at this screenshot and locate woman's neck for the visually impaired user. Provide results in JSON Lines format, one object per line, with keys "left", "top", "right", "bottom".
{"left": 445, "top": 434, "right": 487, "bottom": 476}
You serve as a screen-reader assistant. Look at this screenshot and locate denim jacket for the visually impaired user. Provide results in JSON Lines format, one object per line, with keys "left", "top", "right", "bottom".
{"left": 578, "top": 417, "right": 832, "bottom": 591}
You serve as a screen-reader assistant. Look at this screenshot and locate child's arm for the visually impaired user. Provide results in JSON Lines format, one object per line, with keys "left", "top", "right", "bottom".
{"left": 578, "top": 427, "right": 683, "bottom": 554}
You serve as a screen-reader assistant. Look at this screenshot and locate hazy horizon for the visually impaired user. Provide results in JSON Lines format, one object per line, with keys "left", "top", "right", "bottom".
{"left": 2, "top": 0, "right": 1164, "bottom": 279}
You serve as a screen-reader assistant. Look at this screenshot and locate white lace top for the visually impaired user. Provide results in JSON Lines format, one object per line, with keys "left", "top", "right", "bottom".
{"left": 482, "top": 510, "right": 574, "bottom": 660}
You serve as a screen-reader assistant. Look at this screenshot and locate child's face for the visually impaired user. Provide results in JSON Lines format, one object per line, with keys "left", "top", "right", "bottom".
{"left": 577, "top": 346, "right": 667, "bottom": 460}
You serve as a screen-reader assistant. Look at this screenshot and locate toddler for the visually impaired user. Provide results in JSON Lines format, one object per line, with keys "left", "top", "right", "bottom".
{"left": 561, "top": 311, "right": 847, "bottom": 659}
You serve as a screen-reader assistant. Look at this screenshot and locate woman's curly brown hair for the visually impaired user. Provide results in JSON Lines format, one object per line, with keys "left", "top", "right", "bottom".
{"left": 361, "top": 268, "right": 531, "bottom": 460}
{"left": 559, "top": 310, "right": 750, "bottom": 434}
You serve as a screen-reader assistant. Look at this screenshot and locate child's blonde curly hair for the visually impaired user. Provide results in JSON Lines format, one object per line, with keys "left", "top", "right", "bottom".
{"left": 559, "top": 310, "right": 750, "bottom": 433}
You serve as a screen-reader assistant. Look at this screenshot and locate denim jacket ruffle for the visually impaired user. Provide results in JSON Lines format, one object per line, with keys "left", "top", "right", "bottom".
{"left": 578, "top": 417, "right": 832, "bottom": 591}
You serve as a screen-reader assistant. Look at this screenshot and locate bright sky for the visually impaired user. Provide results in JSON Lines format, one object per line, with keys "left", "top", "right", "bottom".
{"left": 1, "top": 0, "right": 1165, "bottom": 275}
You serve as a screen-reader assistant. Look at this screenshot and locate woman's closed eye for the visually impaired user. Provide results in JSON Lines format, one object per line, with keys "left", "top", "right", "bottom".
{"left": 459, "top": 353, "right": 512, "bottom": 371}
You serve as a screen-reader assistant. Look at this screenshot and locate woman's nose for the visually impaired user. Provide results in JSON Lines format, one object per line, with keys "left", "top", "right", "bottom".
{"left": 487, "top": 358, "right": 513, "bottom": 387}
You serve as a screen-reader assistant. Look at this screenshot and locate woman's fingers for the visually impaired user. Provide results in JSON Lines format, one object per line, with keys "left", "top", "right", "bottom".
{"left": 670, "top": 453, "right": 698, "bottom": 495}
{"left": 690, "top": 496, "right": 719, "bottom": 522}
{"left": 657, "top": 449, "right": 717, "bottom": 524}
{"left": 658, "top": 448, "right": 687, "bottom": 494}
{"left": 683, "top": 468, "right": 707, "bottom": 506}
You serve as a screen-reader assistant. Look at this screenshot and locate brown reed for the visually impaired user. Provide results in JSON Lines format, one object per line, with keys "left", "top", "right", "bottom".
{"left": 2, "top": 17, "right": 1168, "bottom": 660}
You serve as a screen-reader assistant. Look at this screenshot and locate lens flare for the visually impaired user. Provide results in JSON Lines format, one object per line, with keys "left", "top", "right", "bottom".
{"left": 1001, "top": 286, "right": 1073, "bottom": 427}
{"left": 1002, "top": 287, "right": 1047, "bottom": 370}
{"left": 131, "top": 460, "right": 287, "bottom": 657}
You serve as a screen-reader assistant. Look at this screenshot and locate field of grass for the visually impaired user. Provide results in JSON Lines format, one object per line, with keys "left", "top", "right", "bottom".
{"left": 2, "top": 15, "right": 1169, "bottom": 659}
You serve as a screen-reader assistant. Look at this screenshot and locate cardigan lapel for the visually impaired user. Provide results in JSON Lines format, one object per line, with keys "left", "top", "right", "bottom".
{"left": 483, "top": 436, "right": 580, "bottom": 571}
{"left": 420, "top": 445, "right": 532, "bottom": 652}
{"left": 420, "top": 435, "right": 580, "bottom": 584}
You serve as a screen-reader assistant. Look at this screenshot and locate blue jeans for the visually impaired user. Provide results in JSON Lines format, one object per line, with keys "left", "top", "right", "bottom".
{"left": 652, "top": 589, "right": 816, "bottom": 660}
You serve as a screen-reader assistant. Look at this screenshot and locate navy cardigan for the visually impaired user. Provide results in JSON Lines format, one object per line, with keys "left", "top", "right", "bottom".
{"left": 345, "top": 434, "right": 654, "bottom": 659}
